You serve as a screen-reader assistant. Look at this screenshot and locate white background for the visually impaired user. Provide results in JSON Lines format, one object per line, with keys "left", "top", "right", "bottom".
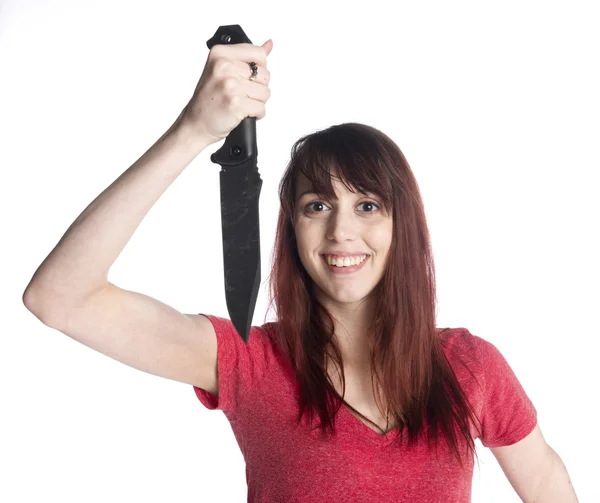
{"left": 2, "top": 0, "right": 598, "bottom": 501}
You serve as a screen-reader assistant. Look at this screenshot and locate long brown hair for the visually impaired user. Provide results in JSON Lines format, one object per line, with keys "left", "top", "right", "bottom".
{"left": 265, "top": 122, "right": 482, "bottom": 470}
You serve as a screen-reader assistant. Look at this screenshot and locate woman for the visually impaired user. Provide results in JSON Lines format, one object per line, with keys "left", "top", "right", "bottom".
{"left": 23, "top": 39, "right": 576, "bottom": 502}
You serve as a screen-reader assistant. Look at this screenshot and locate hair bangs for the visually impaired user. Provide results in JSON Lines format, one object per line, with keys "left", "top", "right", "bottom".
{"left": 289, "top": 124, "right": 395, "bottom": 214}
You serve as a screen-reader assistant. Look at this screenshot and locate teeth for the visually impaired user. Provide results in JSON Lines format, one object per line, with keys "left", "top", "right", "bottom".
{"left": 325, "top": 254, "right": 367, "bottom": 267}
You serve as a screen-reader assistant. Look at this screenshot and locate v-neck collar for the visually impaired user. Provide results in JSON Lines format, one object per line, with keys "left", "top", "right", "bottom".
{"left": 338, "top": 401, "right": 401, "bottom": 448}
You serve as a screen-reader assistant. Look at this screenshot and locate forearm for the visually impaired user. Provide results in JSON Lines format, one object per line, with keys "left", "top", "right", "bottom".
{"left": 527, "top": 448, "right": 578, "bottom": 503}
{"left": 23, "top": 110, "right": 212, "bottom": 315}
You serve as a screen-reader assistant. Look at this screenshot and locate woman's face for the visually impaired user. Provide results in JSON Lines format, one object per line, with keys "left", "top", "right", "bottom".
{"left": 293, "top": 171, "right": 393, "bottom": 308}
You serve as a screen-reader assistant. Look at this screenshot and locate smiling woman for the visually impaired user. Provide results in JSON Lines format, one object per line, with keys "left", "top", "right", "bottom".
{"left": 195, "top": 122, "right": 570, "bottom": 502}
{"left": 268, "top": 123, "right": 486, "bottom": 464}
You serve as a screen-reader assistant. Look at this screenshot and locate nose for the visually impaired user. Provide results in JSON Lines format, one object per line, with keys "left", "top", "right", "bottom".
{"left": 326, "top": 208, "right": 357, "bottom": 243}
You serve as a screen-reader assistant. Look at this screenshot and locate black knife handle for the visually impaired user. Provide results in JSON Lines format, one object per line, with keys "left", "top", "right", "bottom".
{"left": 206, "top": 24, "right": 251, "bottom": 47}
{"left": 206, "top": 25, "right": 257, "bottom": 168}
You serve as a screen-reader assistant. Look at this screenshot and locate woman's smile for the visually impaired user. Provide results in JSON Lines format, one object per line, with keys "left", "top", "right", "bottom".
{"left": 321, "top": 254, "right": 370, "bottom": 275}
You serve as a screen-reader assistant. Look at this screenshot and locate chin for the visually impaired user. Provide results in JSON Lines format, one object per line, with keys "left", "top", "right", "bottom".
{"left": 319, "top": 286, "right": 375, "bottom": 306}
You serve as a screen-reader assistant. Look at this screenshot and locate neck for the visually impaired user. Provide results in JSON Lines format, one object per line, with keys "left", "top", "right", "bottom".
{"left": 317, "top": 295, "right": 376, "bottom": 368}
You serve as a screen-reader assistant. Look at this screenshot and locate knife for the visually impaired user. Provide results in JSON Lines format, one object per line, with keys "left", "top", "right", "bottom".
{"left": 206, "top": 25, "right": 262, "bottom": 345}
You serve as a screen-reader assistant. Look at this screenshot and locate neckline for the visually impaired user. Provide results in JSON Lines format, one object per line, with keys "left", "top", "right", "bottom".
{"left": 338, "top": 400, "right": 401, "bottom": 447}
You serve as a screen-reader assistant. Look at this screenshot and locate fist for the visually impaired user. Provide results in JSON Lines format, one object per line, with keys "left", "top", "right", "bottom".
{"left": 182, "top": 39, "right": 273, "bottom": 145}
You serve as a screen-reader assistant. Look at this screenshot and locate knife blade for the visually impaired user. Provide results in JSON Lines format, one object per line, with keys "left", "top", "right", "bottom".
{"left": 206, "top": 25, "right": 262, "bottom": 344}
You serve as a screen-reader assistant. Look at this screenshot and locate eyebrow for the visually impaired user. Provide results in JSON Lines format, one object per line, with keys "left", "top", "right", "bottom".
{"left": 296, "top": 190, "right": 340, "bottom": 203}
{"left": 297, "top": 190, "right": 318, "bottom": 199}
{"left": 297, "top": 189, "right": 374, "bottom": 200}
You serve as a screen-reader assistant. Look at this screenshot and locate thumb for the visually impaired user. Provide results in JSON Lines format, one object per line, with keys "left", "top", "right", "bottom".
{"left": 262, "top": 38, "right": 273, "bottom": 56}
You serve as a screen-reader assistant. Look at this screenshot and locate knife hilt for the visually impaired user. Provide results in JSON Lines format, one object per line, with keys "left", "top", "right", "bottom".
{"left": 206, "top": 25, "right": 257, "bottom": 168}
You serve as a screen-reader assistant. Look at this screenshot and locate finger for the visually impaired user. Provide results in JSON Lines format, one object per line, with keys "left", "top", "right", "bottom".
{"left": 242, "top": 79, "right": 271, "bottom": 103}
{"left": 262, "top": 39, "right": 273, "bottom": 57}
{"left": 210, "top": 42, "right": 268, "bottom": 70}
{"left": 233, "top": 59, "right": 271, "bottom": 85}
{"left": 242, "top": 98, "right": 267, "bottom": 120}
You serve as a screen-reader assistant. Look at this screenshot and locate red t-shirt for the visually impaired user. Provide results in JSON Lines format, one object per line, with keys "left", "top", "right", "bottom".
{"left": 193, "top": 314, "right": 537, "bottom": 502}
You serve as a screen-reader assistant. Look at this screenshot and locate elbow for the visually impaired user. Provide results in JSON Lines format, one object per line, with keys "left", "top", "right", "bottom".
{"left": 22, "top": 285, "right": 62, "bottom": 328}
{"left": 23, "top": 285, "right": 40, "bottom": 313}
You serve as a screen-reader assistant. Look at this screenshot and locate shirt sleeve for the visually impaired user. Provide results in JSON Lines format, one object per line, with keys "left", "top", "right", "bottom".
{"left": 192, "top": 313, "right": 271, "bottom": 418}
{"left": 474, "top": 335, "right": 538, "bottom": 448}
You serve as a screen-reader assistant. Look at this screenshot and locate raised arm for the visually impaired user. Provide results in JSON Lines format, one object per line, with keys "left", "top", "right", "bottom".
{"left": 21, "top": 40, "right": 272, "bottom": 390}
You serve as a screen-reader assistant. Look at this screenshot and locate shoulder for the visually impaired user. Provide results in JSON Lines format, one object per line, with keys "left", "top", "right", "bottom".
{"left": 202, "top": 314, "right": 278, "bottom": 342}
{"left": 437, "top": 327, "right": 522, "bottom": 388}
{"left": 196, "top": 314, "right": 281, "bottom": 373}
{"left": 437, "top": 326, "right": 483, "bottom": 360}
{"left": 436, "top": 327, "right": 493, "bottom": 386}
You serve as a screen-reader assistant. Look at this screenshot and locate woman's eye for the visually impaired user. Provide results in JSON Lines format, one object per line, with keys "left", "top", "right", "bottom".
{"left": 304, "top": 202, "right": 330, "bottom": 213}
{"left": 358, "top": 201, "right": 380, "bottom": 212}
{"left": 304, "top": 201, "right": 380, "bottom": 213}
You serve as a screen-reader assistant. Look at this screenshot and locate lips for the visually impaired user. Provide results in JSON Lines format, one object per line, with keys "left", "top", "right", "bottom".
{"left": 322, "top": 254, "right": 370, "bottom": 274}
